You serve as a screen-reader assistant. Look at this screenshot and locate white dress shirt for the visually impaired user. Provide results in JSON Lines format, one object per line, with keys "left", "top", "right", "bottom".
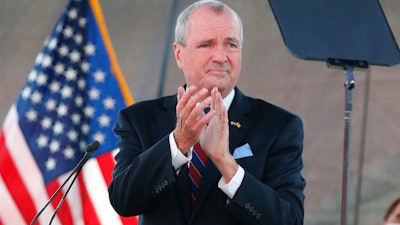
{"left": 169, "top": 89, "right": 244, "bottom": 199}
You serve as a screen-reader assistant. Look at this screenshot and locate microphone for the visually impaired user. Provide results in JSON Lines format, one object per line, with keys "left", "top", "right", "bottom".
{"left": 30, "top": 141, "right": 100, "bottom": 225}
{"left": 85, "top": 140, "right": 100, "bottom": 153}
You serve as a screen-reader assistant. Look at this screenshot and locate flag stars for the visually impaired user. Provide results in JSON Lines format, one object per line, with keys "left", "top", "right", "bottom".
{"left": 41, "top": 117, "right": 53, "bottom": 130}
{"left": 69, "top": 50, "right": 81, "bottom": 63}
{"left": 28, "top": 70, "right": 38, "bottom": 83}
{"left": 58, "top": 45, "right": 69, "bottom": 57}
{"left": 78, "top": 17, "right": 87, "bottom": 28}
{"left": 93, "top": 70, "right": 105, "bottom": 82}
{"left": 88, "top": 88, "right": 100, "bottom": 100}
{"left": 80, "top": 61, "right": 90, "bottom": 73}
{"left": 98, "top": 114, "right": 111, "bottom": 127}
{"left": 61, "top": 85, "right": 73, "bottom": 98}
{"left": 75, "top": 95, "right": 84, "bottom": 107}
{"left": 63, "top": 146, "right": 75, "bottom": 160}
{"left": 21, "top": 87, "right": 32, "bottom": 99}
{"left": 31, "top": 91, "right": 43, "bottom": 104}
{"left": 79, "top": 141, "right": 87, "bottom": 151}
{"left": 49, "top": 81, "right": 61, "bottom": 93}
{"left": 41, "top": 55, "right": 53, "bottom": 68}
{"left": 55, "top": 23, "right": 63, "bottom": 33}
{"left": 53, "top": 121, "right": 65, "bottom": 135}
{"left": 71, "top": 113, "right": 81, "bottom": 124}
{"left": 81, "top": 123, "right": 90, "bottom": 135}
{"left": 37, "top": 134, "right": 49, "bottom": 148}
{"left": 47, "top": 38, "right": 58, "bottom": 50}
{"left": 78, "top": 78, "right": 86, "bottom": 89}
{"left": 84, "top": 43, "right": 95, "bottom": 56}
{"left": 45, "top": 157, "right": 56, "bottom": 171}
{"left": 93, "top": 132, "right": 105, "bottom": 144}
{"left": 26, "top": 109, "right": 38, "bottom": 122}
{"left": 68, "top": 8, "right": 78, "bottom": 20}
{"left": 54, "top": 63, "right": 65, "bottom": 75}
{"left": 67, "top": 130, "right": 78, "bottom": 142}
{"left": 74, "top": 33, "right": 83, "bottom": 44}
{"left": 11, "top": 0, "right": 128, "bottom": 184}
{"left": 34, "top": 53, "right": 44, "bottom": 67}
{"left": 63, "top": 26, "right": 74, "bottom": 39}
{"left": 65, "top": 68, "right": 77, "bottom": 81}
{"left": 84, "top": 106, "right": 95, "bottom": 118}
{"left": 57, "top": 103, "right": 69, "bottom": 117}
{"left": 45, "top": 99, "right": 57, "bottom": 111}
{"left": 36, "top": 73, "right": 48, "bottom": 86}
{"left": 103, "top": 97, "right": 116, "bottom": 110}
{"left": 49, "top": 140, "right": 60, "bottom": 153}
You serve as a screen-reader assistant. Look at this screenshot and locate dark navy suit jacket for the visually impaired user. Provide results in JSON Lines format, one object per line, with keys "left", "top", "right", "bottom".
{"left": 108, "top": 87, "right": 306, "bottom": 225}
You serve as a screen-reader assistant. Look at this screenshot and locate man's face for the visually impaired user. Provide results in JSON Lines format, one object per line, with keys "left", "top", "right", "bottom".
{"left": 384, "top": 203, "right": 400, "bottom": 225}
{"left": 173, "top": 7, "right": 242, "bottom": 98}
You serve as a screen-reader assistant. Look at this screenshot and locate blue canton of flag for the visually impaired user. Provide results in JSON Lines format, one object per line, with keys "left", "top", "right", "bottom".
{"left": 15, "top": 0, "right": 126, "bottom": 185}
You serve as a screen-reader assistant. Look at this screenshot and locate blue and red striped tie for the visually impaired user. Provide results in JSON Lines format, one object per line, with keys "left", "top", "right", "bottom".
{"left": 188, "top": 143, "right": 208, "bottom": 207}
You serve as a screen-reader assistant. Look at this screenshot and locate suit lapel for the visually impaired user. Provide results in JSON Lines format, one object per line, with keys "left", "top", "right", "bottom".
{"left": 158, "top": 95, "right": 178, "bottom": 135}
{"left": 227, "top": 88, "right": 252, "bottom": 152}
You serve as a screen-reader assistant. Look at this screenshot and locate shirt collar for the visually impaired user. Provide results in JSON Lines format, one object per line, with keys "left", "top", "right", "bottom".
{"left": 223, "top": 88, "right": 235, "bottom": 110}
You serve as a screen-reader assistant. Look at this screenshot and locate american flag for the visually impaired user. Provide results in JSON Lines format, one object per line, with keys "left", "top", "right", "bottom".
{"left": 0, "top": 0, "right": 137, "bottom": 224}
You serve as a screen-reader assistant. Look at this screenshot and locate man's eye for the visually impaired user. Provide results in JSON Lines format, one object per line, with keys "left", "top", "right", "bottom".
{"left": 228, "top": 43, "right": 237, "bottom": 48}
{"left": 199, "top": 44, "right": 210, "bottom": 48}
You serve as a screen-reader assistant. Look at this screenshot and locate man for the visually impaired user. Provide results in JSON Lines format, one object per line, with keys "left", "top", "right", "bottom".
{"left": 382, "top": 198, "right": 400, "bottom": 225}
{"left": 108, "top": 1, "right": 306, "bottom": 224}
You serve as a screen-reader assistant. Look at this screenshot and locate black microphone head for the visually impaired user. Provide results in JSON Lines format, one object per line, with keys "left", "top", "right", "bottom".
{"left": 86, "top": 140, "right": 100, "bottom": 153}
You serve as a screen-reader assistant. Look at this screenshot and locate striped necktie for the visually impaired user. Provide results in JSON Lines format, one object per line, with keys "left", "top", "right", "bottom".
{"left": 188, "top": 107, "right": 210, "bottom": 206}
{"left": 188, "top": 143, "right": 208, "bottom": 207}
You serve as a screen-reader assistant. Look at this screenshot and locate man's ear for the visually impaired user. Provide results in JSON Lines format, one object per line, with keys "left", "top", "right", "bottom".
{"left": 173, "top": 42, "right": 184, "bottom": 69}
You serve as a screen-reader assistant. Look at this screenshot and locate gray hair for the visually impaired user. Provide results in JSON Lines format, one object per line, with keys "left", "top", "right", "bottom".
{"left": 174, "top": 0, "right": 243, "bottom": 46}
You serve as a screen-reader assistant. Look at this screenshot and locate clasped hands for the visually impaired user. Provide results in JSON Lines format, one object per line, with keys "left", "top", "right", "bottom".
{"left": 173, "top": 86, "right": 238, "bottom": 181}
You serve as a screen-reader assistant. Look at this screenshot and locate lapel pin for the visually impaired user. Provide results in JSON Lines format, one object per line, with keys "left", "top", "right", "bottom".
{"left": 230, "top": 121, "right": 241, "bottom": 128}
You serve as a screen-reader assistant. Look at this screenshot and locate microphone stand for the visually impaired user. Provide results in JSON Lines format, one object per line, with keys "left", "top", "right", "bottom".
{"left": 30, "top": 141, "right": 99, "bottom": 225}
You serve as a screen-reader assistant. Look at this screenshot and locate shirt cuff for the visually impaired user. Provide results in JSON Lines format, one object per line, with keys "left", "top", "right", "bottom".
{"left": 218, "top": 166, "right": 245, "bottom": 199}
{"left": 169, "top": 132, "right": 190, "bottom": 172}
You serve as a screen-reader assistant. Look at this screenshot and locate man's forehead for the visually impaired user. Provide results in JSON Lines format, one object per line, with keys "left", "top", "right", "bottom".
{"left": 190, "top": 5, "right": 231, "bottom": 21}
{"left": 187, "top": 10, "right": 240, "bottom": 35}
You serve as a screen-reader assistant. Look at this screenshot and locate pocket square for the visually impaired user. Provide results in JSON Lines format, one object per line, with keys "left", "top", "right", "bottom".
{"left": 233, "top": 143, "right": 253, "bottom": 159}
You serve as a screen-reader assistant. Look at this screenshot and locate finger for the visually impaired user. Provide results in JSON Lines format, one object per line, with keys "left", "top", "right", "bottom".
{"left": 176, "top": 86, "right": 187, "bottom": 124}
{"left": 176, "top": 86, "right": 198, "bottom": 122}
{"left": 180, "top": 88, "right": 209, "bottom": 121}
{"left": 177, "top": 86, "right": 197, "bottom": 110}
{"left": 177, "top": 86, "right": 185, "bottom": 102}
{"left": 193, "top": 110, "right": 216, "bottom": 131}
{"left": 211, "top": 87, "right": 222, "bottom": 117}
{"left": 197, "top": 95, "right": 212, "bottom": 114}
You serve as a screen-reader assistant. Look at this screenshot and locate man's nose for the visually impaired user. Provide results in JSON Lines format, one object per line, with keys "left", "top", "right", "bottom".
{"left": 212, "top": 46, "right": 227, "bottom": 63}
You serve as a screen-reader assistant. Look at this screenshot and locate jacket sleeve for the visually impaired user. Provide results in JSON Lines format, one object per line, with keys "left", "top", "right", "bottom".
{"left": 108, "top": 108, "right": 177, "bottom": 216}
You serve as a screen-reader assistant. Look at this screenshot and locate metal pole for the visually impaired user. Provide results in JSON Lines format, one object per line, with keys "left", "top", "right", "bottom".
{"left": 158, "top": 0, "right": 180, "bottom": 97}
{"left": 353, "top": 69, "right": 371, "bottom": 225}
{"left": 341, "top": 66, "right": 355, "bottom": 225}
